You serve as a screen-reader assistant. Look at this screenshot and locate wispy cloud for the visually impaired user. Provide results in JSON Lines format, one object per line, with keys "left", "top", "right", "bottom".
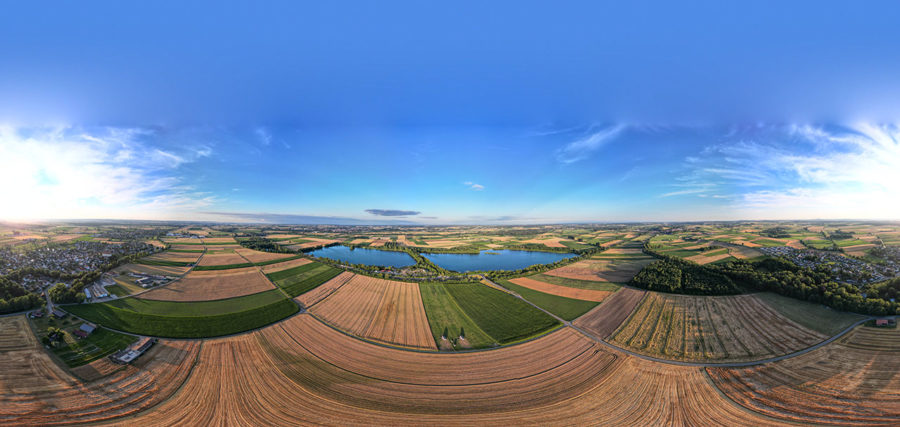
{"left": 555, "top": 124, "right": 626, "bottom": 164}
{"left": 463, "top": 181, "right": 485, "bottom": 191}
{"left": 670, "top": 123, "right": 900, "bottom": 218}
{"left": 364, "top": 209, "right": 421, "bottom": 217}
{"left": 0, "top": 126, "right": 215, "bottom": 220}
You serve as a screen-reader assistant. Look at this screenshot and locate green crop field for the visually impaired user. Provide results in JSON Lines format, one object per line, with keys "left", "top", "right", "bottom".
{"left": 443, "top": 282, "right": 559, "bottom": 344}
{"left": 266, "top": 262, "right": 321, "bottom": 282}
{"left": 527, "top": 273, "right": 622, "bottom": 291}
{"left": 63, "top": 294, "right": 297, "bottom": 338}
{"left": 169, "top": 249, "right": 205, "bottom": 253}
{"left": 85, "top": 290, "right": 286, "bottom": 316}
{"left": 497, "top": 279, "right": 599, "bottom": 321}
{"left": 419, "top": 282, "right": 495, "bottom": 349}
{"left": 267, "top": 262, "right": 342, "bottom": 297}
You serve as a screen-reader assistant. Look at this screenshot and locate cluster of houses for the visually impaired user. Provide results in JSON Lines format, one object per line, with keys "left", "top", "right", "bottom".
{"left": 126, "top": 272, "right": 177, "bottom": 288}
{"left": 760, "top": 246, "right": 899, "bottom": 286}
{"left": 0, "top": 241, "right": 153, "bottom": 277}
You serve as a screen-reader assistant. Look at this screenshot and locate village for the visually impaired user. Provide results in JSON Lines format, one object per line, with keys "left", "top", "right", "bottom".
{"left": 760, "top": 246, "right": 900, "bottom": 286}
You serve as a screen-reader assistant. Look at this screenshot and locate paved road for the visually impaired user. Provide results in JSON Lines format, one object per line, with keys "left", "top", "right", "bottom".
{"left": 479, "top": 275, "right": 873, "bottom": 368}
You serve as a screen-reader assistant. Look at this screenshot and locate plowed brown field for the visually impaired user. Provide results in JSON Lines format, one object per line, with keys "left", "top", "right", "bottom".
{"left": 310, "top": 275, "right": 435, "bottom": 349}
{"left": 574, "top": 287, "right": 646, "bottom": 338}
{"left": 509, "top": 277, "right": 613, "bottom": 302}
{"left": 139, "top": 267, "right": 274, "bottom": 301}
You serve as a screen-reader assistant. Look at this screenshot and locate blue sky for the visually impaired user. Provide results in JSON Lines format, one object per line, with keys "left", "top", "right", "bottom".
{"left": 1, "top": 1, "right": 899, "bottom": 223}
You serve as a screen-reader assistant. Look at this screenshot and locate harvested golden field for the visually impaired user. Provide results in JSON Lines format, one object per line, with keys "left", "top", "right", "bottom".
{"left": 234, "top": 248, "right": 294, "bottom": 263}
{"left": 708, "top": 326, "right": 900, "bottom": 425}
{"left": 509, "top": 277, "right": 613, "bottom": 302}
{"left": 201, "top": 237, "right": 236, "bottom": 244}
{"left": 113, "top": 263, "right": 189, "bottom": 277}
{"left": 124, "top": 314, "right": 777, "bottom": 425}
{"left": 139, "top": 267, "right": 274, "bottom": 301}
{"left": 310, "top": 275, "right": 436, "bottom": 349}
{"left": 609, "top": 293, "right": 827, "bottom": 362}
{"left": 522, "top": 238, "right": 567, "bottom": 248}
{"left": 195, "top": 252, "right": 246, "bottom": 266}
{"left": 286, "top": 238, "right": 341, "bottom": 250}
{"left": 574, "top": 287, "right": 646, "bottom": 338}
{"left": 259, "top": 257, "right": 311, "bottom": 273}
{"left": 546, "top": 255, "right": 654, "bottom": 283}
{"left": 604, "top": 247, "right": 644, "bottom": 255}
{"left": 169, "top": 244, "right": 206, "bottom": 251}
{"left": 296, "top": 271, "right": 355, "bottom": 308}
{"left": 162, "top": 237, "right": 204, "bottom": 245}
{"left": 0, "top": 316, "right": 199, "bottom": 426}
{"left": 684, "top": 251, "right": 732, "bottom": 264}
{"left": 143, "top": 251, "right": 202, "bottom": 263}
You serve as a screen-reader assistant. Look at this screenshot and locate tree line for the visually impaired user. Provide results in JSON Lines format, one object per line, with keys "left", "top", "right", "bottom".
{"left": 635, "top": 246, "right": 899, "bottom": 315}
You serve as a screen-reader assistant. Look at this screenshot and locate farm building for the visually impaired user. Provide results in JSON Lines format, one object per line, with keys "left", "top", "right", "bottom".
{"left": 79, "top": 323, "right": 96, "bottom": 334}
{"left": 51, "top": 308, "right": 66, "bottom": 318}
{"left": 875, "top": 318, "right": 896, "bottom": 327}
{"left": 111, "top": 337, "right": 157, "bottom": 364}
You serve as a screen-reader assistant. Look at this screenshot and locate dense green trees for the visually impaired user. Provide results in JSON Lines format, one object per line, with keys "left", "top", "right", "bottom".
{"left": 0, "top": 277, "right": 43, "bottom": 314}
{"left": 636, "top": 246, "right": 899, "bottom": 315}
{"left": 49, "top": 283, "right": 84, "bottom": 304}
{"left": 630, "top": 257, "right": 741, "bottom": 295}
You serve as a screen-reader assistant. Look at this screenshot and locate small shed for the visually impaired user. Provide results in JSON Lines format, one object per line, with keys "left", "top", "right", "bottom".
{"left": 79, "top": 323, "right": 97, "bottom": 334}
{"left": 51, "top": 308, "right": 66, "bottom": 318}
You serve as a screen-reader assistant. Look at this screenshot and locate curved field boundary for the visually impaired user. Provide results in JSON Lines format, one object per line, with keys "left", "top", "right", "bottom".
{"left": 116, "top": 314, "right": 780, "bottom": 425}
{"left": 0, "top": 315, "right": 201, "bottom": 426}
{"left": 707, "top": 326, "right": 900, "bottom": 425}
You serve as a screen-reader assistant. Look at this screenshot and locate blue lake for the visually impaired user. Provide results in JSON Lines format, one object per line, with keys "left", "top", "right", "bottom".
{"left": 423, "top": 249, "right": 577, "bottom": 272}
{"left": 308, "top": 245, "right": 416, "bottom": 268}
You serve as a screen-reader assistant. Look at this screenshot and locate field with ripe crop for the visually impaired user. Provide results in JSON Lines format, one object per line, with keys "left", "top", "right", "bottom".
{"left": 708, "top": 326, "right": 900, "bottom": 425}
{"left": 139, "top": 267, "right": 274, "bottom": 301}
{"left": 0, "top": 316, "right": 199, "bottom": 425}
{"left": 311, "top": 275, "right": 436, "bottom": 349}
{"left": 608, "top": 292, "right": 831, "bottom": 361}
